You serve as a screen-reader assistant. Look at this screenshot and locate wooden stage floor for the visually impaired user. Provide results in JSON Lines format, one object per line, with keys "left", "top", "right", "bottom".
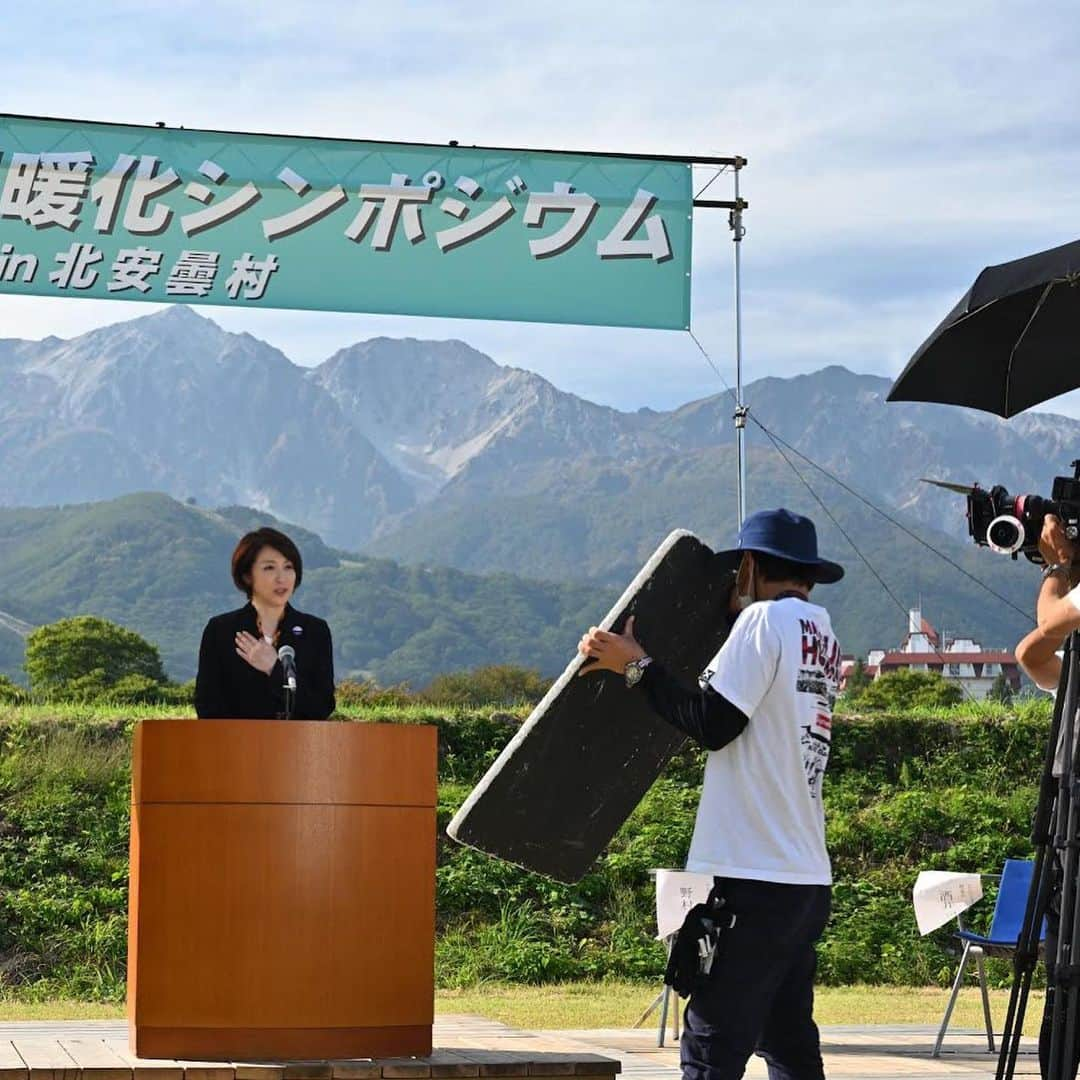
{"left": 0, "top": 1013, "right": 1043, "bottom": 1080}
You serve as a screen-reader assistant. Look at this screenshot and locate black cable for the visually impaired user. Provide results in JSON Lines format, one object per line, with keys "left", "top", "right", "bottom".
{"left": 756, "top": 423, "right": 984, "bottom": 706}
{"left": 750, "top": 421, "right": 1034, "bottom": 625}
{"left": 687, "top": 328, "right": 1030, "bottom": 704}
{"left": 686, "top": 330, "right": 1033, "bottom": 625}
{"left": 694, "top": 166, "right": 727, "bottom": 201}
{"left": 761, "top": 428, "right": 921, "bottom": 622}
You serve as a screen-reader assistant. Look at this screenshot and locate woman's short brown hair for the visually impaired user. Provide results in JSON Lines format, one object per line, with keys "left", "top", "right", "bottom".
{"left": 231, "top": 527, "right": 303, "bottom": 597}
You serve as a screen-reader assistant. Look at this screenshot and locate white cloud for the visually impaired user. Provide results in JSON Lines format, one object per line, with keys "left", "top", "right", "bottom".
{"left": 0, "top": 1, "right": 1078, "bottom": 415}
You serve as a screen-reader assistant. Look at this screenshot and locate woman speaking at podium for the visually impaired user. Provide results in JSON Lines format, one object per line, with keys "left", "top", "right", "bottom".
{"left": 195, "top": 527, "right": 336, "bottom": 720}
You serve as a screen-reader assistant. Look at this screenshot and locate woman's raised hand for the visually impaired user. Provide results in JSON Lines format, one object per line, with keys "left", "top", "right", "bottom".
{"left": 235, "top": 631, "right": 278, "bottom": 675}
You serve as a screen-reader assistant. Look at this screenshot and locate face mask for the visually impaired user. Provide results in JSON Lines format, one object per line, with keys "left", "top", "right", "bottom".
{"left": 734, "top": 553, "right": 756, "bottom": 610}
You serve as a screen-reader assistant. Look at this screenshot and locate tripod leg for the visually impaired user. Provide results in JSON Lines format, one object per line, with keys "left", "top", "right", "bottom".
{"left": 633, "top": 988, "right": 665, "bottom": 1028}
{"left": 975, "top": 948, "right": 995, "bottom": 1052}
{"left": 1058, "top": 791, "right": 1080, "bottom": 1079}
{"left": 998, "top": 634, "right": 1074, "bottom": 1080}
{"left": 658, "top": 985, "right": 670, "bottom": 1048}
{"left": 1047, "top": 635, "right": 1080, "bottom": 1080}
{"left": 935, "top": 942, "right": 973, "bottom": 1057}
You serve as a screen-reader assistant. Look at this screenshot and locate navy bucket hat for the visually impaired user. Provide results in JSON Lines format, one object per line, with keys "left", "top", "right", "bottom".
{"left": 715, "top": 508, "right": 844, "bottom": 584}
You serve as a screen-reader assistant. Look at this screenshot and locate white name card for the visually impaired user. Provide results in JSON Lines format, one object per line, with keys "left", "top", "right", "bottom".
{"left": 912, "top": 871, "right": 983, "bottom": 935}
{"left": 655, "top": 869, "right": 717, "bottom": 940}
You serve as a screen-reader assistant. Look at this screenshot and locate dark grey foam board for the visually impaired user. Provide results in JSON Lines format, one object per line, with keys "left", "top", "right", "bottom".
{"left": 447, "top": 529, "right": 734, "bottom": 883}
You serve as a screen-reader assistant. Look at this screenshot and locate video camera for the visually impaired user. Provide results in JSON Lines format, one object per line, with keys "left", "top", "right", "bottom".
{"left": 928, "top": 461, "right": 1080, "bottom": 563}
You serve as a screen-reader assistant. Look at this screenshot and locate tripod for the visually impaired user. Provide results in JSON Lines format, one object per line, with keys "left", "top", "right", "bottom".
{"left": 998, "top": 632, "right": 1080, "bottom": 1080}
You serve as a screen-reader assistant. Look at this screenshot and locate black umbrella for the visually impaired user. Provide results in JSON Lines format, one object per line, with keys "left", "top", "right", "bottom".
{"left": 888, "top": 237, "right": 1080, "bottom": 418}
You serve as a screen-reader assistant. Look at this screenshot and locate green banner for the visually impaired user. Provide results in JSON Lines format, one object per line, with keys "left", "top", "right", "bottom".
{"left": 0, "top": 114, "right": 692, "bottom": 330}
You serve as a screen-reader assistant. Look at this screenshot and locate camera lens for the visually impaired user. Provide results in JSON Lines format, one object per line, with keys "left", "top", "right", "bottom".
{"left": 987, "top": 515, "right": 1025, "bottom": 554}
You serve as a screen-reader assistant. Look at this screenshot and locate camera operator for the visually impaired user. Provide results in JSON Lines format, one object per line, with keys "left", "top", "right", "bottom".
{"left": 1015, "top": 515, "right": 1080, "bottom": 692}
{"left": 578, "top": 509, "right": 843, "bottom": 1080}
{"left": 1015, "top": 514, "right": 1080, "bottom": 1079}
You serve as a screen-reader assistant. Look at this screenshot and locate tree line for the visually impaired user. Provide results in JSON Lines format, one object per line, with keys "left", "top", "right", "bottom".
{"left": 0, "top": 614, "right": 1021, "bottom": 712}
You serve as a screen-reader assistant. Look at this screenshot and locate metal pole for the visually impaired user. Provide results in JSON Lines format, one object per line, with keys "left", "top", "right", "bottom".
{"left": 731, "top": 163, "right": 747, "bottom": 527}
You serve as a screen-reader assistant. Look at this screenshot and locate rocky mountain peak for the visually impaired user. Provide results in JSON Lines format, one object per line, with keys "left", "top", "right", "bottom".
{"left": 317, "top": 336, "right": 497, "bottom": 382}
{"left": 2, "top": 308, "right": 1080, "bottom": 564}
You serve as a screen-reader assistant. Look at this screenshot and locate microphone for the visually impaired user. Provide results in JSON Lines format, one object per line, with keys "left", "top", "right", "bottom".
{"left": 278, "top": 645, "right": 297, "bottom": 692}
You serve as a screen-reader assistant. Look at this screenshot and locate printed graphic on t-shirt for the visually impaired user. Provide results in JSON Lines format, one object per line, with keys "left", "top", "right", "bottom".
{"left": 691, "top": 599, "right": 839, "bottom": 883}
{"left": 797, "top": 617, "right": 840, "bottom": 799}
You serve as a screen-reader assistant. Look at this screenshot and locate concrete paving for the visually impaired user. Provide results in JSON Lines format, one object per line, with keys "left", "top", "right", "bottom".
{"left": 0, "top": 1017, "right": 1042, "bottom": 1080}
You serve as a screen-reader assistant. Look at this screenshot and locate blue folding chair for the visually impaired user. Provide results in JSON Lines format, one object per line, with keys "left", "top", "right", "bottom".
{"left": 933, "top": 859, "right": 1044, "bottom": 1056}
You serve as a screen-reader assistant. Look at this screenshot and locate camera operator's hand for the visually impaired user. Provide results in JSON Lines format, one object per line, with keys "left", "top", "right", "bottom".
{"left": 578, "top": 615, "right": 647, "bottom": 676}
{"left": 1039, "top": 515, "right": 1076, "bottom": 567}
{"left": 1019, "top": 516, "right": 1080, "bottom": 689}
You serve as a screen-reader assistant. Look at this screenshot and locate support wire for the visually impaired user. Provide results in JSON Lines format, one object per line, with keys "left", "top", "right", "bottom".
{"left": 687, "top": 331, "right": 1032, "bottom": 625}
{"left": 686, "top": 329, "right": 1033, "bottom": 704}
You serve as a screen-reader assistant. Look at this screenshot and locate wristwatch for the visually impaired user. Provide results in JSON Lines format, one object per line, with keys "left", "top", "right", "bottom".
{"left": 625, "top": 656, "right": 653, "bottom": 688}
{"left": 1043, "top": 562, "right": 1072, "bottom": 581}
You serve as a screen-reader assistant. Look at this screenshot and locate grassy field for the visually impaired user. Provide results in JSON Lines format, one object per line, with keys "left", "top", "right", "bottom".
{"left": 436, "top": 983, "right": 1045, "bottom": 1034}
{"left": 0, "top": 986, "right": 1046, "bottom": 1035}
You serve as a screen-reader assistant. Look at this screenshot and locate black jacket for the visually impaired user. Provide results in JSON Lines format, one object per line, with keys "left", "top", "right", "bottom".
{"left": 195, "top": 602, "right": 336, "bottom": 720}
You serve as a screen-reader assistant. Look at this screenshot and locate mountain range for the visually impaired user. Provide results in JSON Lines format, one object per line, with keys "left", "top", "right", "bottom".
{"left": 0, "top": 306, "right": 1069, "bottom": 672}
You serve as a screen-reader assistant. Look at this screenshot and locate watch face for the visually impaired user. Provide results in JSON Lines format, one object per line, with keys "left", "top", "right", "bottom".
{"left": 625, "top": 662, "right": 643, "bottom": 687}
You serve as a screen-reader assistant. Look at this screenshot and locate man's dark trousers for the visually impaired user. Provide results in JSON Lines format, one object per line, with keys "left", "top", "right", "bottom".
{"left": 680, "top": 877, "right": 832, "bottom": 1080}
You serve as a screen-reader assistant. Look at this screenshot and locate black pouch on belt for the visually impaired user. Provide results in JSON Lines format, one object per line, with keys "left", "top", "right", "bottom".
{"left": 664, "top": 879, "right": 737, "bottom": 998}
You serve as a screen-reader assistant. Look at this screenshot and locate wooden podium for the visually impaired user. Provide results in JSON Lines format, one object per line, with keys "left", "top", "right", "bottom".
{"left": 128, "top": 720, "right": 437, "bottom": 1061}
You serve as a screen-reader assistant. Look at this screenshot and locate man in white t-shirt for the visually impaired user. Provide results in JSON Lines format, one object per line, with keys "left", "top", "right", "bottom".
{"left": 580, "top": 509, "right": 843, "bottom": 1080}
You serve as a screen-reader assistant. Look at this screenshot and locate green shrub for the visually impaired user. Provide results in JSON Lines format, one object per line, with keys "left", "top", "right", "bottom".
{"left": 335, "top": 679, "right": 414, "bottom": 708}
{"left": 436, "top": 901, "right": 581, "bottom": 985}
{"left": 25, "top": 617, "right": 166, "bottom": 700}
{"left": 102, "top": 675, "right": 174, "bottom": 705}
{"left": 0, "top": 676, "right": 27, "bottom": 704}
{"left": 842, "top": 659, "right": 873, "bottom": 700}
{"left": 0, "top": 727, "right": 130, "bottom": 999}
{"left": 0, "top": 704, "right": 1059, "bottom": 996}
{"left": 422, "top": 665, "right": 552, "bottom": 707}
{"left": 857, "top": 670, "right": 963, "bottom": 711}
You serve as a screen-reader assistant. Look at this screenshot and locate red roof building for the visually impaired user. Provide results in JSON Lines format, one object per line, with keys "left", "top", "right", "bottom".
{"left": 840, "top": 606, "right": 1020, "bottom": 700}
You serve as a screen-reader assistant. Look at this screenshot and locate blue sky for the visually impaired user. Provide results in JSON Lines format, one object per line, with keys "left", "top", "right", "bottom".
{"left": 2, "top": 1, "right": 1079, "bottom": 414}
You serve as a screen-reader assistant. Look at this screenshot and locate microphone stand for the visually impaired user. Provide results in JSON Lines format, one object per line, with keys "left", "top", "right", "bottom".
{"left": 278, "top": 646, "right": 298, "bottom": 721}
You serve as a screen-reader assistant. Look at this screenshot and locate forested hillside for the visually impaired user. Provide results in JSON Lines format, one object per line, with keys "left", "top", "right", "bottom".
{"left": 0, "top": 494, "right": 612, "bottom": 685}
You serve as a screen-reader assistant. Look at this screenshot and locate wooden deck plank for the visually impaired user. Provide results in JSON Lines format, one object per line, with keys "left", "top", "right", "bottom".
{"left": 464, "top": 1041, "right": 616, "bottom": 1077}
{"left": 327, "top": 1063, "right": 379, "bottom": 1080}
{"left": 230, "top": 1064, "right": 284, "bottom": 1080}
{"left": 280, "top": 1066, "right": 331, "bottom": 1080}
{"left": 105, "top": 1040, "right": 185, "bottom": 1080}
{"left": 0, "top": 1041, "right": 28, "bottom": 1080}
{"left": 569, "top": 1059, "right": 620, "bottom": 1077}
{"left": 181, "top": 1064, "right": 235, "bottom": 1080}
{"left": 378, "top": 1061, "right": 431, "bottom": 1079}
{"left": 59, "top": 1039, "right": 132, "bottom": 1080}
{"left": 11, "top": 1041, "right": 79, "bottom": 1080}
{"left": 0, "top": 1036, "right": 617, "bottom": 1080}
{"left": 425, "top": 1051, "right": 480, "bottom": 1079}
{"left": 423, "top": 1048, "right": 527, "bottom": 1078}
